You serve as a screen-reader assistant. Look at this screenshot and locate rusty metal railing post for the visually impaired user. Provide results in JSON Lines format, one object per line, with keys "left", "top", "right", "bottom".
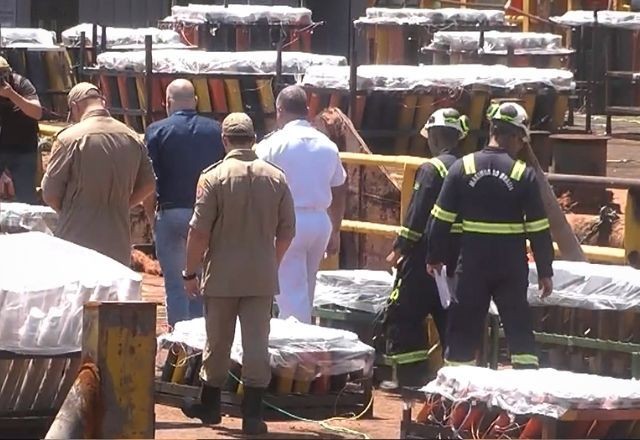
{"left": 47, "top": 302, "right": 157, "bottom": 439}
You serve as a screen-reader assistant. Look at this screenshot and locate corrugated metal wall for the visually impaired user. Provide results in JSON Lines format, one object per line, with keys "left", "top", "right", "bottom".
{"left": 78, "top": 0, "right": 172, "bottom": 27}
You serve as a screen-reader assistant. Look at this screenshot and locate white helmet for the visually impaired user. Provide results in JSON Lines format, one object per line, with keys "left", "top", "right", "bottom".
{"left": 420, "top": 108, "right": 470, "bottom": 140}
{"left": 487, "top": 102, "right": 530, "bottom": 141}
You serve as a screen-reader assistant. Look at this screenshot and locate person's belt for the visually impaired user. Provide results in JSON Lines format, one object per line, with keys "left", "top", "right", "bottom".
{"left": 157, "top": 202, "right": 193, "bottom": 211}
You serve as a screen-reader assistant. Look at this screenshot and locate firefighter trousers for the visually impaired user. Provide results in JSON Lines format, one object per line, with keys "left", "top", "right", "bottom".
{"left": 385, "top": 256, "right": 448, "bottom": 356}
{"left": 445, "top": 259, "right": 538, "bottom": 368}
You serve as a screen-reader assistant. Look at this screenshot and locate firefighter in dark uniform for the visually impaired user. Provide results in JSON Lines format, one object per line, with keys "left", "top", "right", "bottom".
{"left": 374, "top": 108, "right": 469, "bottom": 384}
{"left": 426, "top": 102, "right": 554, "bottom": 369}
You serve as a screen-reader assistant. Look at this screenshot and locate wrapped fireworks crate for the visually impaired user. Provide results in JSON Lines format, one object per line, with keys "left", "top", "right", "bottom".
{"left": 160, "top": 4, "right": 317, "bottom": 52}
{"left": 87, "top": 48, "right": 346, "bottom": 133}
{"left": 0, "top": 202, "right": 58, "bottom": 234}
{"left": 402, "top": 366, "right": 640, "bottom": 439}
{"left": 0, "top": 232, "right": 142, "bottom": 437}
{"left": 156, "top": 317, "right": 375, "bottom": 419}
{"left": 0, "top": 28, "right": 74, "bottom": 119}
{"left": 354, "top": 8, "right": 513, "bottom": 65}
{"left": 302, "top": 63, "right": 574, "bottom": 156}
{"left": 424, "top": 30, "right": 574, "bottom": 68}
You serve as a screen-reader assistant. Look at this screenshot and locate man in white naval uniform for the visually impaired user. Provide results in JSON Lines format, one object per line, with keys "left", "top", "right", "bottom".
{"left": 255, "top": 85, "right": 347, "bottom": 323}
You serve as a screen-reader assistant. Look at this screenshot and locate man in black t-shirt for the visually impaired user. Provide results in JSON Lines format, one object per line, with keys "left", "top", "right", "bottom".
{"left": 0, "top": 56, "right": 43, "bottom": 204}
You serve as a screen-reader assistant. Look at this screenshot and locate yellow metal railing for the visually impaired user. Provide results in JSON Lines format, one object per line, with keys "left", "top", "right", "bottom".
{"left": 338, "top": 152, "right": 629, "bottom": 266}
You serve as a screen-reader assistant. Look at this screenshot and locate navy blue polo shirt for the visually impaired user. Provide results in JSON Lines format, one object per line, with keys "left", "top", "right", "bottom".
{"left": 145, "top": 110, "right": 225, "bottom": 210}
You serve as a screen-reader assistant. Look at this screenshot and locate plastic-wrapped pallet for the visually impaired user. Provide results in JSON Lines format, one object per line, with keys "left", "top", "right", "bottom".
{"left": 0, "top": 232, "right": 142, "bottom": 355}
{"left": 61, "top": 24, "right": 189, "bottom": 49}
{"left": 302, "top": 64, "right": 575, "bottom": 91}
{"left": 164, "top": 4, "right": 313, "bottom": 25}
{"left": 96, "top": 49, "right": 347, "bottom": 75}
{"left": 429, "top": 31, "right": 570, "bottom": 54}
{"left": 0, "top": 202, "right": 58, "bottom": 234}
{"left": 551, "top": 10, "right": 640, "bottom": 29}
{"left": 355, "top": 7, "right": 505, "bottom": 26}
{"left": 422, "top": 366, "right": 640, "bottom": 419}
{"left": 314, "top": 270, "right": 394, "bottom": 314}
{"left": 0, "top": 28, "right": 57, "bottom": 48}
{"left": 159, "top": 317, "right": 375, "bottom": 379}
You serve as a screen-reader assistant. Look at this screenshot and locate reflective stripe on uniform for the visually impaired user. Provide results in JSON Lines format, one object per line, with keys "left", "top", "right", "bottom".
{"left": 510, "top": 160, "right": 527, "bottom": 181}
{"left": 431, "top": 204, "right": 457, "bottom": 223}
{"left": 445, "top": 359, "right": 476, "bottom": 367}
{"left": 429, "top": 158, "right": 448, "bottom": 179}
{"left": 451, "top": 223, "right": 463, "bottom": 234}
{"left": 398, "top": 226, "right": 422, "bottom": 242}
{"left": 511, "top": 354, "right": 539, "bottom": 366}
{"left": 462, "top": 220, "right": 526, "bottom": 234}
{"left": 525, "top": 218, "right": 550, "bottom": 233}
{"left": 462, "top": 153, "right": 476, "bottom": 175}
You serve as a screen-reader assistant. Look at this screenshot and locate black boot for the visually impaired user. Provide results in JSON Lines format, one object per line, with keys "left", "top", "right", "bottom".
{"left": 182, "top": 385, "right": 221, "bottom": 425}
{"left": 242, "top": 387, "right": 268, "bottom": 435}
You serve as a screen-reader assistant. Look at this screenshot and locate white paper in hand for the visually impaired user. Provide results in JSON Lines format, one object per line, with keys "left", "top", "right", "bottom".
{"left": 434, "top": 266, "right": 454, "bottom": 309}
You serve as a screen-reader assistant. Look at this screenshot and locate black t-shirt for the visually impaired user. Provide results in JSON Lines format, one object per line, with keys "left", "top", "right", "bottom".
{"left": 0, "top": 73, "right": 40, "bottom": 154}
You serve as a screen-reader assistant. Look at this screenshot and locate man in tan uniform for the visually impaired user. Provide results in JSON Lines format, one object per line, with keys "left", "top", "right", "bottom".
{"left": 183, "top": 113, "right": 295, "bottom": 435}
{"left": 41, "top": 82, "right": 156, "bottom": 265}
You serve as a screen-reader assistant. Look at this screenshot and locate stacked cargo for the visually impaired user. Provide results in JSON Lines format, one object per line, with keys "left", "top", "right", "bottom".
{"left": 403, "top": 366, "right": 640, "bottom": 439}
{"left": 0, "top": 28, "right": 74, "bottom": 118}
{"left": 354, "top": 8, "right": 512, "bottom": 65}
{"left": 302, "top": 63, "right": 573, "bottom": 155}
{"left": 87, "top": 49, "right": 346, "bottom": 133}
{"left": 156, "top": 317, "right": 374, "bottom": 418}
{"left": 160, "top": 4, "right": 316, "bottom": 52}
{"left": 0, "top": 233, "right": 141, "bottom": 427}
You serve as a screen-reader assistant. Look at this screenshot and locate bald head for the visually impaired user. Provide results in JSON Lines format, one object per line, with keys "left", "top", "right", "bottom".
{"left": 166, "top": 79, "right": 197, "bottom": 115}
{"left": 276, "top": 85, "right": 309, "bottom": 127}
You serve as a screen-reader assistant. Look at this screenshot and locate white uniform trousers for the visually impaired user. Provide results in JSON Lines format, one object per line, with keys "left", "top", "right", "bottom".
{"left": 277, "top": 209, "right": 332, "bottom": 323}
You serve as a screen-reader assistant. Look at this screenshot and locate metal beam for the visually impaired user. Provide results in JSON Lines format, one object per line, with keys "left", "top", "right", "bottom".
{"left": 82, "top": 302, "right": 157, "bottom": 438}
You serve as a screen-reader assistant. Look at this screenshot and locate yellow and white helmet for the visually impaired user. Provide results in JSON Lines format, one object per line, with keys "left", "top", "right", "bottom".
{"left": 420, "top": 108, "right": 470, "bottom": 140}
{"left": 487, "top": 102, "right": 530, "bottom": 141}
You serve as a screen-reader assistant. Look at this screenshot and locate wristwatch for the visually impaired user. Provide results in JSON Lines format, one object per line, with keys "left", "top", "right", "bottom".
{"left": 181, "top": 270, "right": 197, "bottom": 281}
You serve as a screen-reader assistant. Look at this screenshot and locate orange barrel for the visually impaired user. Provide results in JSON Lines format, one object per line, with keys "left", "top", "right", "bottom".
{"left": 150, "top": 77, "right": 165, "bottom": 120}
{"left": 569, "top": 420, "right": 595, "bottom": 439}
{"left": 387, "top": 26, "right": 406, "bottom": 64}
{"left": 208, "top": 79, "right": 228, "bottom": 114}
{"left": 236, "top": 26, "right": 251, "bottom": 51}
{"left": 310, "top": 351, "right": 331, "bottom": 395}
{"left": 486, "top": 411, "right": 511, "bottom": 438}
{"left": 308, "top": 92, "right": 324, "bottom": 119}
{"left": 288, "top": 29, "right": 301, "bottom": 52}
{"left": 301, "top": 29, "right": 312, "bottom": 52}
{"left": 352, "top": 95, "right": 367, "bottom": 130}
{"left": 519, "top": 416, "right": 543, "bottom": 439}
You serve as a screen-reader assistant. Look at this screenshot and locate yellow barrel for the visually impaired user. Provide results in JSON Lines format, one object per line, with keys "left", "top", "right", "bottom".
{"left": 374, "top": 25, "right": 389, "bottom": 64}
{"left": 170, "top": 346, "right": 188, "bottom": 383}
{"left": 426, "top": 317, "right": 444, "bottom": 375}
{"left": 551, "top": 93, "right": 569, "bottom": 132}
{"left": 224, "top": 79, "right": 244, "bottom": 113}
{"left": 193, "top": 78, "right": 212, "bottom": 113}
{"left": 292, "top": 354, "right": 316, "bottom": 394}
{"left": 274, "top": 363, "right": 297, "bottom": 395}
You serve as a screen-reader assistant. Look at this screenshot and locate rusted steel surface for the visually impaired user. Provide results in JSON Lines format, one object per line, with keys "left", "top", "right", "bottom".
{"left": 45, "top": 363, "right": 101, "bottom": 440}
{"left": 315, "top": 108, "right": 399, "bottom": 270}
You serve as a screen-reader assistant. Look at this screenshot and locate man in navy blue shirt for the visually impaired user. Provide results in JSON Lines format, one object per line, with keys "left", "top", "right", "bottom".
{"left": 145, "top": 79, "right": 225, "bottom": 327}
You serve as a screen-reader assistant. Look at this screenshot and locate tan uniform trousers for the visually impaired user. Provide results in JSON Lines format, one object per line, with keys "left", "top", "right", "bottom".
{"left": 200, "top": 296, "right": 272, "bottom": 388}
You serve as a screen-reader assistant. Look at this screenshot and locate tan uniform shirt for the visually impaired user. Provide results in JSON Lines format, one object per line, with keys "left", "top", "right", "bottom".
{"left": 190, "top": 149, "right": 295, "bottom": 297}
{"left": 41, "top": 109, "right": 155, "bottom": 265}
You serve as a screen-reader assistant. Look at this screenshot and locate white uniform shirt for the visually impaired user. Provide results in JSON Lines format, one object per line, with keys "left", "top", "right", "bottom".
{"left": 255, "top": 119, "right": 347, "bottom": 210}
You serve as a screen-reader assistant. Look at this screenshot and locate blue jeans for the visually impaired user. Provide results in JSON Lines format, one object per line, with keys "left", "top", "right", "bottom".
{"left": 155, "top": 208, "right": 203, "bottom": 327}
{"left": 0, "top": 151, "right": 38, "bottom": 204}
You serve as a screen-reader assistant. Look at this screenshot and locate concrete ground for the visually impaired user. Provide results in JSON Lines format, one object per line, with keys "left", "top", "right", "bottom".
{"left": 149, "top": 114, "right": 640, "bottom": 439}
